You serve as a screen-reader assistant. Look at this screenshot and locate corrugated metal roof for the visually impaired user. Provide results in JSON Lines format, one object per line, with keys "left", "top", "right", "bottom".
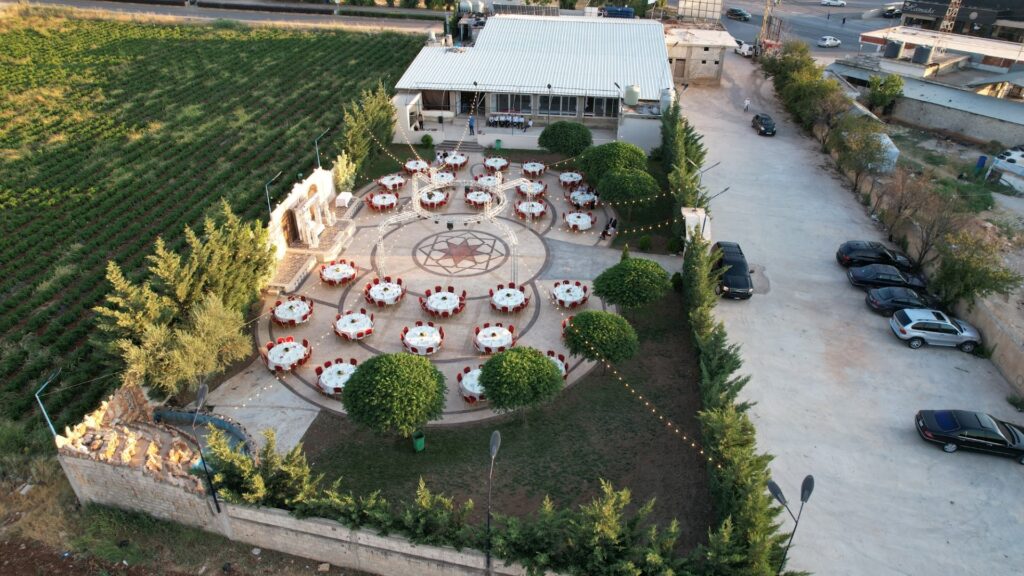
{"left": 860, "top": 26, "right": 1024, "bottom": 62}
{"left": 396, "top": 15, "right": 673, "bottom": 100}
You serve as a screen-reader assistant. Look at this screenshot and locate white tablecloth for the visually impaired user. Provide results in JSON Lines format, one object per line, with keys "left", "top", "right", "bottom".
{"left": 335, "top": 192, "right": 353, "bottom": 208}
{"left": 522, "top": 162, "right": 545, "bottom": 175}
{"left": 553, "top": 284, "right": 585, "bottom": 305}
{"left": 420, "top": 190, "right": 447, "bottom": 206}
{"left": 335, "top": 313, "right": 373, "bottom": 339}
{"left": 491, "top": 288, "right": 526, "bottom": 309}
{"left": 560, "top": 172, "right": 583, "bottom": 185}
{"left": 475, "top": 327, "right": 513, "bottom": 351}
{"left": 477, "top": 175, "right": 501, "bottom": 188}
{"left": 319, "top": 363, "right": 356, "bottom": 394}
{"left": 566, "top": 212, "right": 594, "bottom": 230}
{"left": 369, "top": 282, "right": 403, "bottom": 305}
{"left": 484, "top": 157, "right": 508, "bottom": 171}
{"left": 548, "top": 355, "right": 567, "bottom": 377}
{"left": 322, "top": 263, "right": 356, "bottom": 283}
{"left": 517, "top": 201, "right": 545, "bottom": 217}
{"left": 426, "top": 292, "right": 460, "bottom": 313}
{"left": 267, "top": 343, "right": 306, "bottom": 371}
{"left": 445, "top": 154, "right": 467, "bottom": 168}
{"left": 380, "top": 175, "right": 405, "bottom": 189}
{"left": 466, "top": 190, "right": 492, "bottom": 205}
{"left": 371, "top": 193, "right": 398, "bottom": 208}
{"left": 405, "top": 159, "right": 428, "bottom": 172}
{"left": 570, "top": 190, "right": 597, "bottom": 206}
{"left": 274, "top": 300, "right": 311, "bottom": 323}
{"left": 518, "top": 182, "right": 545, "bottom": 198}
{"left": 432, "top": 172, "right": 455, "bottom": 187}
{"left": 404, "top": 326, "right": 442, "bottom": 352}
{"left": 460, "top": 369, "right": 484, "bottom": 398}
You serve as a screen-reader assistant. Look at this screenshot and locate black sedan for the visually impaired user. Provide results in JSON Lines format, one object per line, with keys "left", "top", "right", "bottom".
{"left": 751, "top": 113, "right": 776, "bottom": 136}
{"left": 836, "top": 240, "right": 914, "bottom": 271}
{"left": 916, "top": 410, "right": 1024, "bottom": 464}
{"left": 847, "top": 264, "right": 926, "bottom": 291}
{"left": 726, "top": 8, "right": 751, "bottom": 21}
{"left": 865, "top": 287, "right": 937, "bottom": 316}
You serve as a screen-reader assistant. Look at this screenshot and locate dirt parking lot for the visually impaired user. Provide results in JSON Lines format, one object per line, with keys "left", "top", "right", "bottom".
{"left": 683, "top": 56, "right": 1024, "bottom": 575}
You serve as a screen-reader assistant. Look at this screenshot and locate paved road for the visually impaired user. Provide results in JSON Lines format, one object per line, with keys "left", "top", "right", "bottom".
{"left": 682, "top": 56, "right": 1024, "bottom": 575}
{"left": 19, "top": 0, "right": 443, "bottom": 34}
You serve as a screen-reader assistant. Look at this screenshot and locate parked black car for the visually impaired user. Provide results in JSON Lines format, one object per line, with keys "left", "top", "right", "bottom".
{"left": 883, "top": 7, "right": 902, "bottom": 18}
{"left": 726, "top": 8, "right": 751, "bottom": 21}
{"left": 711, "top": 241, "right": 753, "bottom": 299}
{"left": 916, "top": 410, "right": 1024, "bottom": 464}
{"left": 836, "top": 240, "right": 914, "bottom": 271}
{"left": 865, "top": 287, "right": 937, "bottom": 316}
{"left": 751, "top": 113, "right": 776, "bottom": 136}
{"left": 847, "top": 264, "right": 926, "bottom": 290}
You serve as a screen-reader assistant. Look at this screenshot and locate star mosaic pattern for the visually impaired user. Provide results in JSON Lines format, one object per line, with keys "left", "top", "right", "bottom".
{"left": 414, "top": 230, "right": 509, "bottom": 276}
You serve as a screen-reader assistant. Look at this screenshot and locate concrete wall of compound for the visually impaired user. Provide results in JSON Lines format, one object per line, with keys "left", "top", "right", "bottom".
{"left": 891, "top": 98, "right": 1024, "bottom": 145}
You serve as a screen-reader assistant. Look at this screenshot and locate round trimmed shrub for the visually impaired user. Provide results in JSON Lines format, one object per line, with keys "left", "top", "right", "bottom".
{"left": 593, "top": 257, "right": 671, "bottom": 310}
{"left": 342, "top": 353, "right": 446, "bottom": 437}
{"left": 577, "top": 141, "right": 647, "bottom": 186}
{"left": 538, "top": 121, "right": 593, "bottom": 157}
{"left": 562, "top": 310, "right": 639, "bottom": 364}
{"left": 479, "top": 347, "right": 563, "bottom": 413}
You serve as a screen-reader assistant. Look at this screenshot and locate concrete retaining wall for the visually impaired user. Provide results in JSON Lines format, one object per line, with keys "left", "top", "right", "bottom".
{"left": 891, "top": 98, "right": 1023, "bottom": 145}
{"left": 59, "top": 454, "right": 531, "bottom": 576}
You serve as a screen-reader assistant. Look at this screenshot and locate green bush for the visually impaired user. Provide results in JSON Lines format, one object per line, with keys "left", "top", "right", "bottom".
{"left": 479, "top": 347, "right": 563, "bottom": 413}
{"left": 577, "top": 141, "right": 647, "bottom": 186}
{"left": 562, "top": 310, "right": 639, "bottom": 364}
{"left": 537, "top": 121, "right": 593, "bottom": 157}
{"left": 342, "top": 353, "right": 446, "bottom": 438}
{"left": 670, "top": 272, "right": 683, "bottom": 293}
{"left": 637, "top": 235, "right": 652, "bottom": 251}
{"left": 420, "top": 133, "right": 433, "bottom": 147}
{"left": 593, "top": 257, "right": 671, "bottom": 311}
{"left": 400, "top": 0, "right": 418, "bottom": 6}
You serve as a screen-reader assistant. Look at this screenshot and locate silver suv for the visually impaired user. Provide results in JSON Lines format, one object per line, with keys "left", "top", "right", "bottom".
{"left": 889, "top": 309, "right": 982, "bottom": 353}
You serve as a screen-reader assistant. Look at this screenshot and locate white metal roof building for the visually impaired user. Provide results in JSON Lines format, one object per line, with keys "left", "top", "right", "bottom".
{"left": 392, "top": 15, "right": 675, "bottom": 153}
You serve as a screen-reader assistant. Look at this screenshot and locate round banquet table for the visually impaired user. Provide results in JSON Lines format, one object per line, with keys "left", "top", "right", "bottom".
{"left": 379, "top": 174, "right": 405, "bottom": 190}
{"left": 431, "top": 171, "right": 455, "bottom": 187}
{"left": 425, "top": 292, "right": 460, "bottom": 314}
{"left": 405, "top": 159, "right": 429, "bottom": 173}
{"left": 518, "top": 181, "right": 545, "bottom": 198}
{"left": 476, "top": 175, "right": 501, "bottom": 188}
{"left": 445, "top": 154, "right": 468, "bottom": 169}
{"left": 522, "top": 162, "right": 545, "bottom": 177}
{"left": 404, "top": 325, "right": 442, "bottom": 354}
{"left": 559, "top": 172, "right": 583, "bottom": 187}
{"left": 321, "top": 262, "right": 356, "bottom": 284}
{"left": 516, "top": 201, "right": 545, "bottom": 219}
{"left": 566, "top": 212, "right": 594, "bottom": 231}
{"left": 569, "top": 190, "right": 597, "bottom": 207}
{"left": 466, "top": 190, "right": 492, "bottom": 207}
{"left": 484, "top": 157, "right": 508, "bottom": 171}
{"left": 475, "top": 326, "right": 513, "bottom": 352}
{"left": 319, "top": 363, "right": 356, "bottom": 394}
{"left": 334, "top": 312, "right": 373, "bottom": 340}
{"left": 491, "top": 288, "right": 526, "bottom": 311}
{"left": 420, "top": 190, "right": 447, "bottom": 208}
{"left": 267, "top": 342, "right": 307, "bottom": 371}
{"left": 368, "top": 282, "right": 404, "bottom": 305}
{"left": 553, "top": 283, "right": 586, "bottom": 306}
{"left": 273, "top": 300, "right": 311, "bottom": 323}
{"left": 371, "top": 193, "right": 398, "bottom": 209}
{"left": 460, "top": 369, "right": 484, "bottom": 401}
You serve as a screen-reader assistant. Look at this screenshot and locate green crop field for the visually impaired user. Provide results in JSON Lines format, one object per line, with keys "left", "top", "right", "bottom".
{"left": 0, "top": 9, "right": 423, "bottom": 448}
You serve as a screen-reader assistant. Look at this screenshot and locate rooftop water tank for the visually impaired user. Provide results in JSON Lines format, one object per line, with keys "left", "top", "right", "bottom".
{"left": 471, "top": 0, "right": 485, "bottom": 13}
{"left": 659, "top": 87, "right": 674, "bottom": 113}
{"left": 459, "top": 0, "right": 471, "bottom": 13}
{"left": 883, "top": 40, "right": 903, "bottom": 59}
{"left": 624, "top": 84, "right": 641, "bottom": 106}
{"left": 911, "top": 45, "right": 933, "bottom": 65}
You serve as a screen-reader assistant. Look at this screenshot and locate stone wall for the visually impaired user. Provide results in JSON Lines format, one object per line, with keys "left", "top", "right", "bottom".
{"left": 891, "top": 98, "right": 1023, "bottom": 145}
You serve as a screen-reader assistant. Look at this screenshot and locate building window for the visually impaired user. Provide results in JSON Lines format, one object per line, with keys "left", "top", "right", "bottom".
{"left": 714, "top": 60, "right": 719, "bottom": 65}
{"left": 701, "top": 60, "right": 707, "bottom": 64}
{"left": 495, "top": 93, "right": 531, "bottom": 114}
{"left": 539, "top": 95, "right": 577, "bottom": 116}
{"left": 583, "top": 97, "right": 619, "bottom": 118}
{"left": 703, "top": 46, "right": 710, "bottom": 51}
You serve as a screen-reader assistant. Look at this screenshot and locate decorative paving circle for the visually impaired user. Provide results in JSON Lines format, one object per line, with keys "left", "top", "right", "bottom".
{"left": 412, "top": 230, "right": 510, "bottom": 277}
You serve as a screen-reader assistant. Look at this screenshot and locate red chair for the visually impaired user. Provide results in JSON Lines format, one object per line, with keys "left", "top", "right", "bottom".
{"left": 350, "top": 358, "right": 358, "bottom": 366}
{"left": 315, "top": 366, "right": 324, "bottom": 376}
{"left": 426, "top": 347, "right": 434, "bottom": 354}
{"left": 324, "top": 361, "right": 332, "bottom": 368}
{"left": 474, "top": 326, "right": 481, "bottom": 335}
{"left": 266, "top": 342, "right": 274, "bottom": 350}
{"left": 302, "top": 338, "right": 309, "bottom": 347}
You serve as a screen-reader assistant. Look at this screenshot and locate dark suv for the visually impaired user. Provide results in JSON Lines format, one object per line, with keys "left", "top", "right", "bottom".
{"left": 835, "top": 240, "right": 914, "bottom": 271}
{"left": 751, "top": 113, "right": 776, "bottom": 136}
{"left": 726, "top": 8, "right": 751, "bottom": 21}
{"left": 712, "top": 241, "right": 753, "bottom": 300}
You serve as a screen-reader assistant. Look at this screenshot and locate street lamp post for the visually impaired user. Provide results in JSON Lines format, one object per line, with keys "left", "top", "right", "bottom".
{"left": 546, "top": 84, "right": 552, "bottom": 126}
{"left": 705, "top": 186, "right": 730, "bottom": 204}
{"left": 685, "top": 158, "right": 720, "bottom": 187}
{"left": 192, "top": 382, "right": 221, "bottom": 514}
{"left": 485, "top": 430, "right": 502, "bottom": 576}
{"left": 767, "top": 474, "right": 815, "bottom": 576}
{"left": 613, "top": 82, "right": 623, "bottom": 141}
{"left": 264, "top": 171, "right": 282, "bottom": 218}
{"left": 314, "top": 128, "right": 330, "bottom": 169}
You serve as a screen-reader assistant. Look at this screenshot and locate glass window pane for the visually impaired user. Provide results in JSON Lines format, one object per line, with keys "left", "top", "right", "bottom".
{"left": 584, "top": 97, "right": 595, "bottom": 115}
{"left": 539, "top": 96, "right": 549, "bottom": 114}
{"left": 567, "top": 97, "right": 577, "bottom": 114}
{"left": 521, "top": 95, "right": 532, "bottom": 114}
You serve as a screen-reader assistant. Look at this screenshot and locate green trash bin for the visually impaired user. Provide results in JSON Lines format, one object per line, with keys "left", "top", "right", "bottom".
{"left": 495, "top": 139, "right": 502, "bottom": 151}
{"left": 412, "top": 431, "right": 426, "bottom": 452}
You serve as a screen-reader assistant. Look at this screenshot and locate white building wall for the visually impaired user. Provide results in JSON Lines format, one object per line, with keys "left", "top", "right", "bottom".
{"left": 618, "top": 116, "right": 661, "bottom": 153}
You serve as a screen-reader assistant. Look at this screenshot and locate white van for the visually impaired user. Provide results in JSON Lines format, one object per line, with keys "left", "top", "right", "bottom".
{"left": 734, "top": 42, "right": 755, "bottom": 57}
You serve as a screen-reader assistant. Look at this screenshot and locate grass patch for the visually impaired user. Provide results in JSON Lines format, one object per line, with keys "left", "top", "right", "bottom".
{"left": 356, "top": 144, "right": 434, "bottom": 187}
{"left": 303, "top": 292, "right": 712, "bottom": 545}
{"left": 935, "top": 177, "right": 995, "bottom": 212}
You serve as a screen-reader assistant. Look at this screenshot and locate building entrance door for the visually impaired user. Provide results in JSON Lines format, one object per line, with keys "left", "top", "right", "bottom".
{"left": 459, "top": 91, "right": 485, "bottom": 115}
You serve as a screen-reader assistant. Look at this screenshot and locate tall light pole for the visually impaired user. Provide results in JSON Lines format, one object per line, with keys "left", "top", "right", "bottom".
{"left": 685, "top": 158, "right": 720, "bottom": 187}
{"left": 613, "top": 82, "right": 623, "bottom": 140}
{"left": 192, "top": 382, "right": 221, "bottom": 514}
{"left": 264, "top": 171, "right": 282, "bottom": 217}
{"left": 767, "top": 474, "right": 815, "bottom": 576}
{"left": 546, "top": 84, "right": 552, "bottom": 126}
{"left": 485, "top": 430, "right": 502, "bottom": 576}
{"left": 314, "top": 128, "right": 330, "bottom": 170}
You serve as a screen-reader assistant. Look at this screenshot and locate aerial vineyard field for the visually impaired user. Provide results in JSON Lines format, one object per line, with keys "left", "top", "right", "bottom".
{"left": 0, "top": 11, "right": 423, "bottom": 446}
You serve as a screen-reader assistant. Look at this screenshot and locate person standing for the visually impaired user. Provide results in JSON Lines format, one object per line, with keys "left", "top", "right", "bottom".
{"left": 468, "top": 114, "right": 475, "bottom": 135}
{"left": 525, "top": 118, "right": 533, "bottom": 132}
{"left": 827, "top": 11, "right": 830, "bottom": 20}
{"left": 743, "top": 98, "right": 751, "bottom": 111}
{"left": 842, "top": 17, "right": 847, "bottom": 25}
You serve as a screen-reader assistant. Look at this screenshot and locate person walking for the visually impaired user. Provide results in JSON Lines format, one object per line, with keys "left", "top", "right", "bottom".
{"left": 827, "top": 11, "right": 830, "bottom": 20}
{"left": 842, "top": 17, "right": 847, "bottom": 25}
{"left": 468, "top": 114, "right": 475, "bottom": 135}
{"left": 743, "top": 98, "right": 751, "bottom": 112}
